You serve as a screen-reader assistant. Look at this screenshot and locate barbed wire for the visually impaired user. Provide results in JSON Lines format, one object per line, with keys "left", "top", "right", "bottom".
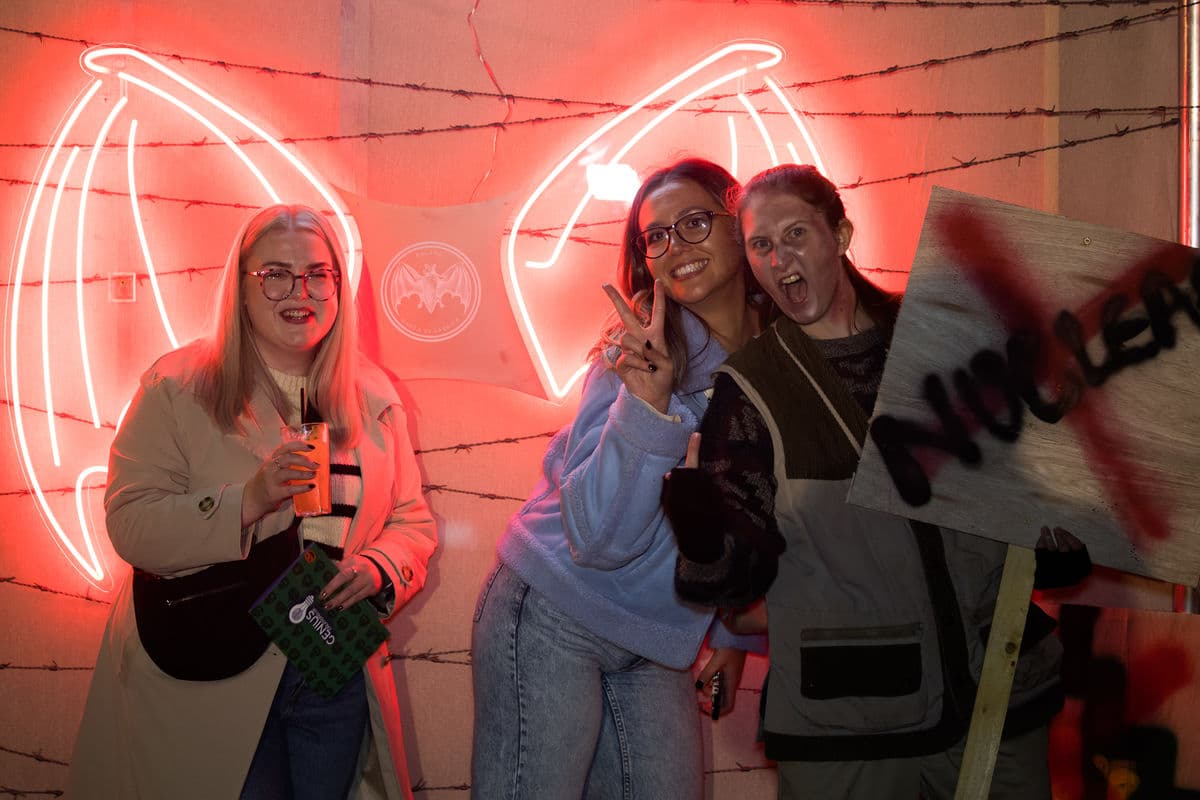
{"left": 0, "top": 786, "right": 63, "bottom": 799}
{"left": 421, "top": 484, "right": 527, "bottom": 503}
{"left": 384, "top": 648, "right": 472, "bottom": 666}
{"left": 0, "top": 745, "right": 68, "bottom": 768}
{"left": 411, "top": 780, "right": 470, "bottom": 793}
{"left": 0, "top": 398, "right": 117, "bottom": 430}
{"left": 0, "top": 577, "right": 111, "bottom": 605}
{"left": 0, "top": 104, "right": 1184, "bottom": 152}
{"left": 0, "top": 115, "right": 1171, "bottom": 233}
{"left": 842, "top": 118, "right": 1176, "bottom": 188}
{"left": 413, "top": 431, "right": 555, "bottom": 455}
{"left": 0, "top": 4, "right": 1188, "bottom": 111}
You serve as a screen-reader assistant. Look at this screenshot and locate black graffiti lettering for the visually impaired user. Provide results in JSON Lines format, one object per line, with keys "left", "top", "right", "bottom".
{"left": 869, "top": 374, "right": 982, "bottom": 506}
{"left": 1054, "top": 311, "right": 1109, "bottom": 387}
{"left": 868, "top": 258, "right": 1195, "bottom": 507}
{"left": 1004, "top": 331, "right": 1082, "bottom": 424}
{"left": 1141, "top": 268, "right": 1200, "bottom": 350}
{"left": 953, "top": 350, "right": 1023, "bottom": 442}
{"left": 1099, "top": 293, "right": 1158, "bottom": 372}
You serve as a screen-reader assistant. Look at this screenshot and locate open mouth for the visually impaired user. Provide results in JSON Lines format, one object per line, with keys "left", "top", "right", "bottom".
{"left": 280, "top": 308, "right": 314, "bottom": 323}
{"left": 779, "top": 273, "right": 807, "bottom": 304}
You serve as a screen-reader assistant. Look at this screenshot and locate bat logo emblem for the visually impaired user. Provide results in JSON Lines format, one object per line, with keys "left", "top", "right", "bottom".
{"left": 381, "top": 241, "right": 481, "bottom": 342}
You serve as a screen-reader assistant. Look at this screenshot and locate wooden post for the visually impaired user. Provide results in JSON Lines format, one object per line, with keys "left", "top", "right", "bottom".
{"left": 953, "top": 544, "right": 1037, "bottom": 800}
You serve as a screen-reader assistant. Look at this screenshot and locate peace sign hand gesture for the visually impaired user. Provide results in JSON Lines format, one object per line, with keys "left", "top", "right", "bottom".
{"left": 602, "top": 280, "right": 675, "bottom": 414}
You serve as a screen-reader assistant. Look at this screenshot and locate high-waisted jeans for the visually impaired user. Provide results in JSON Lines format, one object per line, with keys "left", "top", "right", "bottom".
{"left": 470, "top": 563, "right": 702, "bottom": 800}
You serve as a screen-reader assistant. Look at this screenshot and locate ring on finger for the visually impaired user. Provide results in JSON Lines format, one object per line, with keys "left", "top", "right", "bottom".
{"left": 272, "top": 456, "right": 282, "bottom": 470}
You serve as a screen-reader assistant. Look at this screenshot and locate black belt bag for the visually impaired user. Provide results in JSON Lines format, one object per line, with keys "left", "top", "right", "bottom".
{"left": 132, "top": 528, "right": 301, "bottom": 681}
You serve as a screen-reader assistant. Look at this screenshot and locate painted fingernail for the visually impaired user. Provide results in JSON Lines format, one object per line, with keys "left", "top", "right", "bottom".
{"left": 695, "top": 680, "right": 705, "bottom": 689}
{"left": 306, "top": 483, "right": 317, "bottom": 490}
{"left": 645, "top": 340, "right": 654, "bottom": 351}
{"left": 647, "top": 363, "right": 658, "bottom": 373}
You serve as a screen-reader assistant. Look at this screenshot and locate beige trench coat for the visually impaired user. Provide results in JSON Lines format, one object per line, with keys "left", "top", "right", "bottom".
{"left": 66, "top": 345, "right": 437, "bottom": 800}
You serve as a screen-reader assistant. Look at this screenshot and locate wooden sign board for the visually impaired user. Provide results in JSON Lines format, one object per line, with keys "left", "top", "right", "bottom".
{"left": 846, "top": 186, "right": 1200, "bottom": 585}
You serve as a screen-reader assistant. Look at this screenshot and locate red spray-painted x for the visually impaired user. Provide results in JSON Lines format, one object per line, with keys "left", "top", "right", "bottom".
{"left": 933, "top": 205, "right": 1195, "bottom": 545}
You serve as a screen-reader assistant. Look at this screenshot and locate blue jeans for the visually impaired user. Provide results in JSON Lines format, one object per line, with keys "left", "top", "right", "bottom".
{"left": 240, "top": 661, "right": 369, "bottom": 800}
{"left": 471, "top": 563, "right": 702, "bottom": 800}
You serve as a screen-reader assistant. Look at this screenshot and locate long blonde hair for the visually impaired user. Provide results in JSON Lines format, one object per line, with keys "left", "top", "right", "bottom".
{"left": 192, "top": 204, "right": 363, "bottom": 447}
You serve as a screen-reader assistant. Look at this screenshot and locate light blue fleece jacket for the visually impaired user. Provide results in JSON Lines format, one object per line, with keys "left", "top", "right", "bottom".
{"left": 497, "top": 309, "right": 762, "bottom": 669}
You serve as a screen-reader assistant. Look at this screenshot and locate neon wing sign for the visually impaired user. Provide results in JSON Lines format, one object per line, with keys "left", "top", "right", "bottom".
{"left": 503, "top": 40, "right": 833, "bottom": 400}
{"left": 7, "top": 45, "right": 359, "bottom": 590}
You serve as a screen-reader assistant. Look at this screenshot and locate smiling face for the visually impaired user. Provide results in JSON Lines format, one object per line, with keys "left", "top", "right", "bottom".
{"left": 637, "top": 178, "right": 746, "bottom": 315}
{"left": 741, "top": 189, "right": 856, "bottom": 339}
{"left": 242, "top": 227, "right": 339, "bottom": 373}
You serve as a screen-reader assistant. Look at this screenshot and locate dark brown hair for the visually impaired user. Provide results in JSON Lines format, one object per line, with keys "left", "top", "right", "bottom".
{"left": 595, "top": 158, "right": 759, "bottom": 384}
{"left": 736, "top": 164, "right": 900, "bottom": 328}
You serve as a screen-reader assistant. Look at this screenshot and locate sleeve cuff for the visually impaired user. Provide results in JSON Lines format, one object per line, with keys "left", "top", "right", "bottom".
{"left": 709, "top": 624, "right": 768, "bottom": 655}
{"left": 629, "top": 392, "right": 681, "bottom": 422}
{"left": 609, "top": 385, "right": 696, "bottom": 458}
{"left": 360, "top": 553, "right": 397, "bottom": 615}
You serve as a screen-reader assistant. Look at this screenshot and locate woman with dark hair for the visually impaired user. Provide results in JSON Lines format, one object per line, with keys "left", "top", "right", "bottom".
{"left": 68, "top": 205, "right": 437, "bottom": 800}
{"left": 666, "top": 164, "right": 1089, "bottom": 799}
{"left": 471, "top": 158, "right": 770, "bottom": 799}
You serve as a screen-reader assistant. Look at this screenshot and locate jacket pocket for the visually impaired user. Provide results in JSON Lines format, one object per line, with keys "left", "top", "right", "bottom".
{"left": 800, "top": 625, "right": 923, "bottom": 699}
{"left": 768, "top": 619, "right": 933, "bottom": 735}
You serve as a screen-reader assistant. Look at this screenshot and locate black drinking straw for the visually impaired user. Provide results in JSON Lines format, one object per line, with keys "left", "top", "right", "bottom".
{"left": 300, "top": 386, "right": 307, "bottom": 423}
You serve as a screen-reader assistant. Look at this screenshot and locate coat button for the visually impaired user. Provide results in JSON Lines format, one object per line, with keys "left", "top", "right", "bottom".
{"left": 400, "top": 565, "right": 414, "bottom": 583}
{"left": 198, "top": 496, "right": 215, "bottom": 513}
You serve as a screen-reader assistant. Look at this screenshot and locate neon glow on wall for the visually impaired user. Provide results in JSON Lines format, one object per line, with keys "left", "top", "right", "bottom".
{"left": 8, "top": 40, "right": 832, "bottom": 590}
{"left": 7, "top": 45, "right": 361, "bottom": 590}
{"left": 503, "top": 40, "right": 834, "bottom": 401}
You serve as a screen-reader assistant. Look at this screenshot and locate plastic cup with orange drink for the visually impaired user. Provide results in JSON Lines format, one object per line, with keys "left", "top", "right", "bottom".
{"left": 280, "top": 422, "right": 331, "bottom": 516}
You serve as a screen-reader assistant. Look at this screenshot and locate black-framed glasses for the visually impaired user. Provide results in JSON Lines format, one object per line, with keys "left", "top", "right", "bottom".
{"left": 246, "top": 268, "right": 340, "bottom": 301}
{"left": 632, "top": 209, "right": 733, "bottom": 259}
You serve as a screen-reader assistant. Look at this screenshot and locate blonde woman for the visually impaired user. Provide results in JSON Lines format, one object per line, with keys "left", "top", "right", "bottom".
{"left": 68, "top": 205, "right": 437, "bottom": 800}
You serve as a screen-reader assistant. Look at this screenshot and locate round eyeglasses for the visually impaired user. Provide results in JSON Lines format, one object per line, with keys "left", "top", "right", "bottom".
{"left": 246, "top": 268, "right": 340, "bottom": 301}
{"left": 632, "top": 209, "right": 733, "bottom": 259}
